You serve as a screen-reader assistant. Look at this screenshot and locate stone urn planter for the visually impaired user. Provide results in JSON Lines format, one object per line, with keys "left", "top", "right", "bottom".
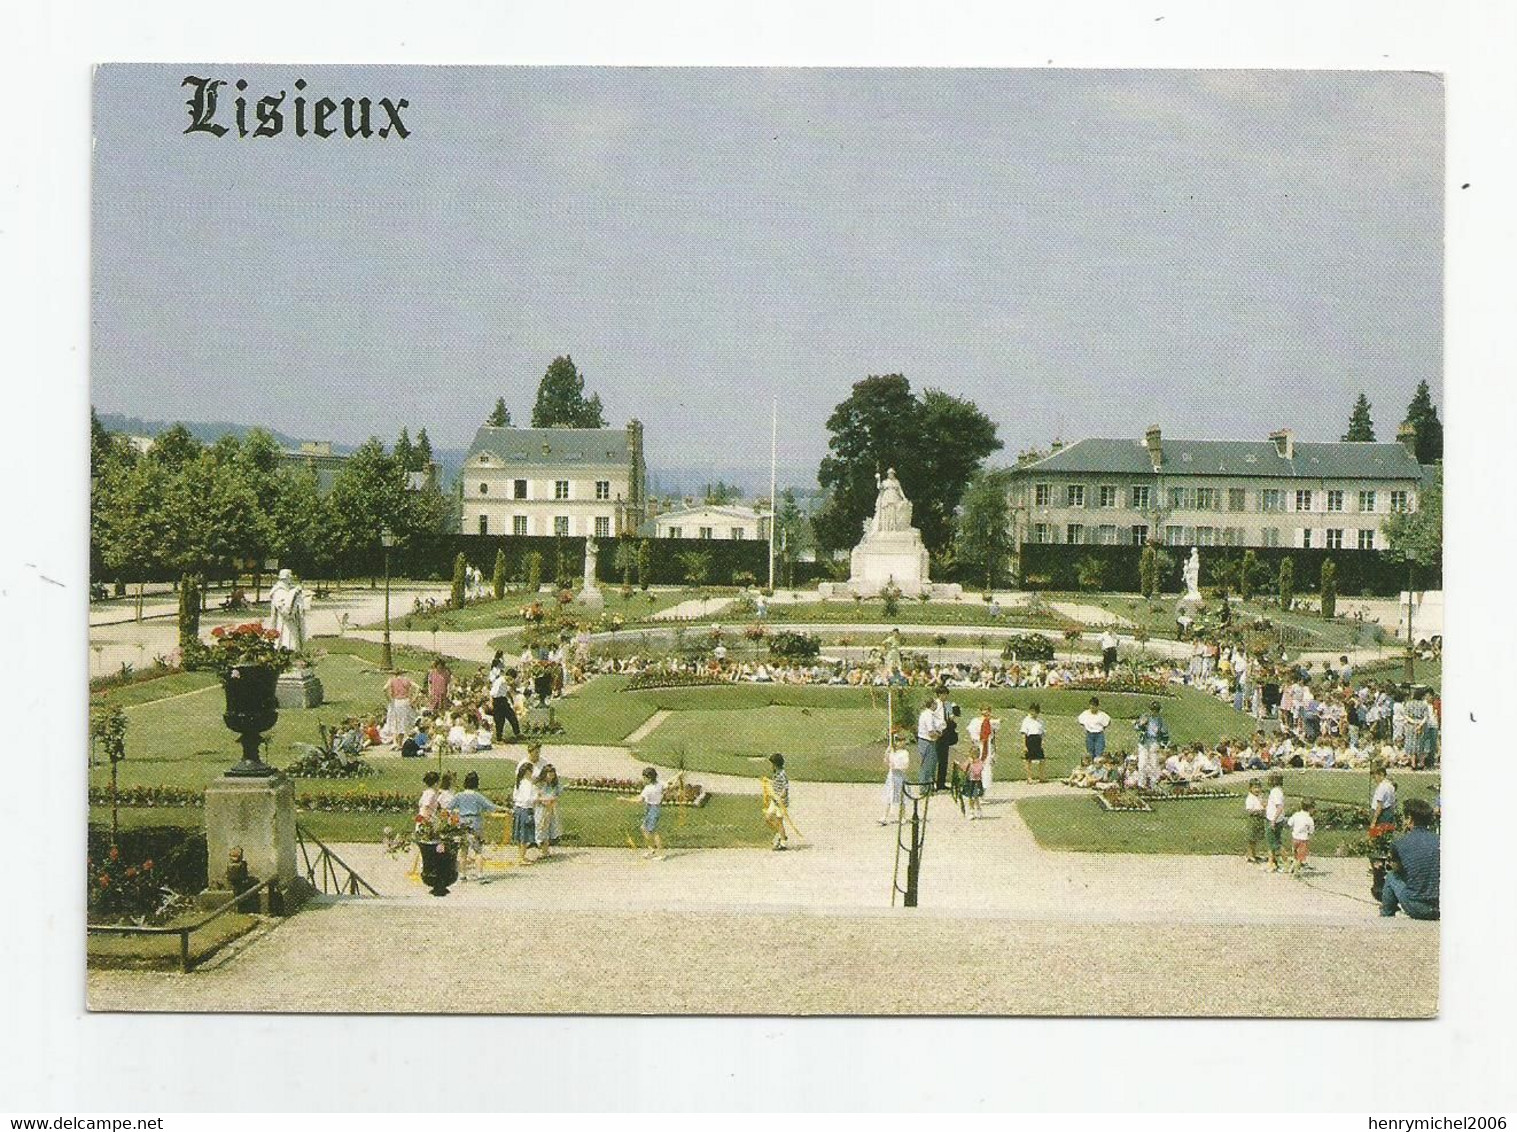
{"left": 222, "top": 664, "right": 280, "bottom": 777}
{"left": 417, "top": 842, "right": 458, "bottom": 897}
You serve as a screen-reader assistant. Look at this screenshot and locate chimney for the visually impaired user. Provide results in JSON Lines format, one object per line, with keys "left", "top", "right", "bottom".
{"left": 1144, "top": 425, "right": 1163, "bottom": 470}
{"left": 1269, "top": 429, "right": 1294, "bottom": 460}
{"left": 1396, "top": 420, "right": 1418, "bottom": 455}
{"left": 1050, "top": 438, "right": 1064, "bottom": 453}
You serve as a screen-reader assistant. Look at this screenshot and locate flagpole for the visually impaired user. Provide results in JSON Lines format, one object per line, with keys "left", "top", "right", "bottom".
{"left": 768, "top": 398, "right": 777, "bottom": 590}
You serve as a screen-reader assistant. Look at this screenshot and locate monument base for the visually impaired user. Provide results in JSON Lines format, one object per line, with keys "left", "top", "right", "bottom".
{"left": 276, "top": 666, "right": 324, "bottom": 709}
{"left": 526, "top": 704, "right": 556, "bottom": 731}
{"left": 201, "top": 773, "right": 307, "bottom": 914}
{"left": 576, "top": 586, "right": 605, "bottom": 611}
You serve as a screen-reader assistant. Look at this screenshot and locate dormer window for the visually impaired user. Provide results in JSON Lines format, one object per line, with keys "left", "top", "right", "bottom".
{"left": 479, "top": 483, "right": 488, "bottom": 495}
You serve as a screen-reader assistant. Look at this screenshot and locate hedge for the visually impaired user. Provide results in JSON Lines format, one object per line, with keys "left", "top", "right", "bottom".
{"left": 1016, "top": 543, "right": 1439, "bottom": 598}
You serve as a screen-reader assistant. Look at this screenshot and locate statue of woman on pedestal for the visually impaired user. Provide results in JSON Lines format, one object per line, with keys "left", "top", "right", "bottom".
{"left": 870, "top": 468, "right": 914, "bottom": 535}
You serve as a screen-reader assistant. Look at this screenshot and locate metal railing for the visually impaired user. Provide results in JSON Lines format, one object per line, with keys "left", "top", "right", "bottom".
{"left": 86, "top": 878, "right": 277, "bottom": 973}
{"left": 295, "top": 824, "right": 380, "bottom": 896}
{"left": 890, "top": 782, "right": 932, "bottom": 908}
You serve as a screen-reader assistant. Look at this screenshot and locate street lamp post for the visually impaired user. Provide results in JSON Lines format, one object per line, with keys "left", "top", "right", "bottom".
{"left": 380, "top": 527, "right": 395, "bottom": 672}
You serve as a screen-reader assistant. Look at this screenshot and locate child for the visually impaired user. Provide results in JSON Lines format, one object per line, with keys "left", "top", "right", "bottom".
{"left": 764, "top": 752, "right": 791, "bottom": 850}
{"left": 963, "top": 747, "right": 986, "bottom": 819}
{"left": 534, "top": 764, "right": 563, "bottom": 856}
{"left": 637, "top": 766, "right": 665, "bottom": 859}
{"left": 417, "top": 771, "right": 442, "bottom": 822}
{"left": 1287, "top": 799, "right": 1316, "bottom": 875}
{"left": 1243, "top": 779, "right": 1267, "bottom": 863}
{"left": 880, "top": 731, "right": 909, "bottom": 826}
{"left": 1264, "top": 773, "right": 1287, "bottom": 872}
{"left": 511, "top": 760, "right": 538, "bottom": 866}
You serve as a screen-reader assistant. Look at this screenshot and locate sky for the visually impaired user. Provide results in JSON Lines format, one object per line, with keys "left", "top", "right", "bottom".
{"left": 92, "top": 66, "right": 1443, "bottom": 488}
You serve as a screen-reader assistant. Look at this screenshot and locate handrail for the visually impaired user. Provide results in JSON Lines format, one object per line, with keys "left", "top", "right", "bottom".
{"left": 295, "top": 823, "right": 380, "bottom": 896}
{"left": 87, "top": 877, "right": 277, "bottom": 972}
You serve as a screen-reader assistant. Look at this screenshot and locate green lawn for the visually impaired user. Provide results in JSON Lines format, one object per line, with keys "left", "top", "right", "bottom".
{"left": 92, "top": 793, "right": 771, "bottom": 850}
{"left": 87, "top": 909, "right": 259, "bottom": 969}
{"left": 1016, "top": 767, "right": 1440, "bottom": 856}
{"left": 364, "top": 588, "right": 695, "bottom": 633}
{"left": 631, "top": 682, "right": 1258, "bottom": 783}
{"left": 700, "top": 599, "right": 1082, "bottom": 631}
{"left": 1049, "top": 591, "right": 1381, "bottom": 650}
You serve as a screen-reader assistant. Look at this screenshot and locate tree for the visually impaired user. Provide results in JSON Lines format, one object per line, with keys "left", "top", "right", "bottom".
{"left": 1239, "top": 549, "right": 1259, "bottom": 601}
{"left": 147, "top": 423, "right": 203, "bottom": 472}
{"left": 531, "top": 355, "right": 608, "bottom": 429}
{"left": 486, "top": 398, "right": 512, "bottom": 427}
{"left": 679, "top": 550, "right": 712, "bottom": 590}
{"left": 1342, "top": 393, "right": 1376, "bottom": 442}
{"left": 613, "top": 538, "right": 638, "bottom": 587}
{"left": 1139, "top": 544, "right": 1159, "bottom": 599}
{"left": 1319, "top": 558, "right": 1337, "bottom": 620}
{"left": 95, "top": 458, "right": 173, "bottom": 620}
{"left": 524, "top": 551, "right": 543, "bottom": 593}
{"left": 636, "top": 540, "right": 651, "bottom": 589}
{"left": 813, "top": 374, "right": 1000, "bottom": 555}
{"left": 492, "top": 548, "right": 508, "bottom": 599}
{"left": 955, "top": 468, "right": 1014, "bottom": 589}
{"left": 1384, "top": 463, "right": 1442, "bottom": 678}
{"left": 451, "top": 552, "right": 468, "bottom": 610}
{"left": 1278, "top": 558, "right": 1295, "bottom": 611}
{"left": 702, "top": 480, "right": 743, "bottom": 505}
{"left": 1401, "top": 380, "right": 1443, "bottom": 463}
{"left": 270, "top": 463, "right": 329, "bottom": 579}
{"left": 414, "top": 428, "right": 434, "bottom": 470}
{"left": 394, "top": 428, "right": 416, "bottom": 473}
{"left": 1076, "top": 556, "right": 1107, "bottom": 592}
{"left": 326, "top": 439, "right": 410, "bottom": 584}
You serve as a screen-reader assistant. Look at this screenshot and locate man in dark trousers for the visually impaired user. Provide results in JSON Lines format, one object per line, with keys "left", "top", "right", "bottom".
{"left": 1381, "top": 798, "right": 1440, "bottom": 920}
{"left": 935, "top": 695, "right": 960, "bottom": 792}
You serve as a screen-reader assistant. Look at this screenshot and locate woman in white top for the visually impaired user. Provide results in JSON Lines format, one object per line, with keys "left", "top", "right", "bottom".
{"left": 1019, "top": 702, "right": 1047, "bottom": 783}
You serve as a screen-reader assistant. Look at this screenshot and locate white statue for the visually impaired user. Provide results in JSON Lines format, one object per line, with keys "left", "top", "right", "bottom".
{"left": 1183, "top": 548, "right": 1202, "bottom": 602}
{"left": 268, "top": 568, "right": 309, "bottom": 652}
{"left": 583, "top": 537, "right": 599, "bottom": 589}
{"left": 870, "top": 468, "right": 914, "bottom": 534}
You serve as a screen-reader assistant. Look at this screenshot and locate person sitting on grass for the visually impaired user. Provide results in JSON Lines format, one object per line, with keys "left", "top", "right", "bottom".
{"left": 1065, "top": 754, "right": 1099, "bottom": 789}
{"left": 1193, "top": 747, "right": 1221, "bottom": 779}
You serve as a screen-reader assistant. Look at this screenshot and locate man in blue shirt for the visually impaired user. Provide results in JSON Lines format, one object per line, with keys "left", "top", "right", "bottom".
{"left": 1381, "top": 798, "right": 1439, "bottom": 920}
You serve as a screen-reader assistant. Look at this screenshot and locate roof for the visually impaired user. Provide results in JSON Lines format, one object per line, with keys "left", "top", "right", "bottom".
{"left": 639, "top": 504, "right": 767, "bottom": 537}
{"left": 1017, "top": 437, "right": 1424, "bottom": 481}
{"left": 466, "top": 426, "right": 632, "bottom": 467}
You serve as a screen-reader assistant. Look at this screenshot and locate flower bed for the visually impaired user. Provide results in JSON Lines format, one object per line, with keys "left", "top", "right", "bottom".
{"left": 622, "top": 671, "right": 729, "bottom": 691}
{"left": 1061, "top": 676, "right": 1174, "bottom": 697}
{"left": 1138, "top": 785, "right": 1241, "bottom": 801}
{"left": 1096, "top": 789, "right": 1153, "bottom": 813}
{"left": 86, "top": 825, "right": 206, "bottom": 925}
{"left": 283, "top": 744, "right": 377, "bottom": 779}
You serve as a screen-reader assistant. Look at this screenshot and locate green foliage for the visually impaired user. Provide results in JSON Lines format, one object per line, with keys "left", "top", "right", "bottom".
{"left": 524, "top": 551, "right": 543, "bottom": 594}
{"left": 1383, "top": 463, "right": 1443, "bottom": 582}
{"left": 486, "top": 397, "right": 512, "bottom": 427}
{"left": 1342, "top": 392, "right": 1377, "bottom": 442}
{"left": 1075, "top": 556, "right": 1107, "bottom": 592}
{"left": 880, "top": 582, "right": 902, "bottom": 619}
{"left": 492, "top": 548, "right": 508, "bottom": 599}
{"left": 325, "top": 438, "right": 411, "bottom": 578}
{"left": 1401, "top": 379, "right": 1443, "bottom": 463}
{"left": 613, "top": 538, "right": 638, "bottom": 587}
{"left": 956, "top": 467, "right": 1014, "bottom": 588}
{"left": 1000, "top": 633, "right": 1055, "bottom": 662}
{"left": 702, "top": 480, "right": 743, "bottom": 505}
{"left": 1138, "top": 544, "right": 1159, "bottom": 599}
{"left": 451, "top": 552, "right": 468, "bottom": 610}
{"left": 1278, "top": 557, "right": 1295, "bottom": 611}
{"left": 678, "top": 549, "right": 712, "bottom": 589}
{"left": 531, "top": 354, "right": 607, "bottom": 429}
{"left": 813, "top": 374, "right": 1001, "bottom": 555}
{"left": 767, "top": 630, "right": 821, "bottom": 661}
{"left": 177, "top": 573, "right": 203, "bottom": 650}
{"left": 1239, "top": 549, "right": 1259, "bottom": 601}
{"left": 1319, "top": 558, "right": 1338, "bottom": 620}
{"left": 636, "top": 539, "right": 651, "bottom": 589}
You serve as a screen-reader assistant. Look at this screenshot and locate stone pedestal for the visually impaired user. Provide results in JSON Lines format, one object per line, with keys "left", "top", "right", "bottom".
{"left": 202, "top": 774, "right": 305, "bottom": 913}
{"left": 276, "top": 665, "right": 324, "bottom": 708}
{"left": 526, "top": 704, "right": 556, "bottom": 732}
{"left": 576, "top": 585, "right": 605, "bottom": 612}
{"left": 848, "top": 530, "right": 932, "bottom": 597}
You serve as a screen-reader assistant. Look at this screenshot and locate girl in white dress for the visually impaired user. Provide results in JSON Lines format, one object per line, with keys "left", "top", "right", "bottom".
{"left": 969, "top": 705, "right": 999, "bottom": 795}
{"left": 879, "top": 732, "right": 910, "bottom": 825}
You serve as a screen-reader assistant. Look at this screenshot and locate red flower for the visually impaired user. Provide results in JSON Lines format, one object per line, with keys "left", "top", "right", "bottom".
{"left": 211, "top": 626, "right": 227, "bottom": 638}
{"left": 108, "top": 845, "right": 120, "bottom": 860}
{"left": 124, "top": 866, "right": 137, "bottom": 878}
{"left": 142, "top": 859, "right": 153, "bottom": 870}
{"left": 98, "top": 874, "right": 110, "bottom": 887}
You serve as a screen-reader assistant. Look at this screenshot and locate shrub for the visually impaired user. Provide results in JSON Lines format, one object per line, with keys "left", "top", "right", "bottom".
{"left": 451, "top": 552, "right": 468, "bottom": 610}
{"left": 492, "top": 548, "right": 508, "bottom": 599}
{"left": 1076, "top": 556, "right": 1107, "bottom": 591}
{"left": 1139, "top": 544, "right": 1159, "bottom": 598}
{"left": 768, "top": 630, "right": 822, "bottom": 661}
{"left": 1320, "top": 559, "right": 1338, "bottom": 620}
{"left": 1239, "top": 550, "right": 1259, "bottom": 601}
{"left": 1000, "top": 633, "right": 1055, "bottom": 662}
{"left": 1278, "top": 558, "right": 1295, "bottom": 611}
{"left": 525, "top": 551, "right": 543, "bottom": 594}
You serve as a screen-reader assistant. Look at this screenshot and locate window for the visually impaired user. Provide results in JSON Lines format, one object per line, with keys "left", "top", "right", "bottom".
{"left": 1358, "top": 490, "right": 1377, "bottom": 513}
{"left": 595, "top": 480, "right": 611, "bottom": 501}
{"left": 1098, "top": 485, "right": 1119, "bottom": 509}
{"left": 1260, "top": 528, "right": 1281, "bottom": 548}
{"left": 731, "top": 527, "right": 745, "bottom": 540}
{"left": 554, "top": 516, "right": 569, "bottom": 537}
{"left": 1032, "top": 523, "right": 1049, "bottom": 544}
{"left": 1034, "top": 483, "right": 1052, "bottom": 507}
{"left": 1065, "top": 484, "right": 1085, "bottom": 508}
{"left": 554, "top": 480, "right": 570, "bottom": 501}
{"left": 1130, "top": 524, "right": 1149, "bottom": 546}
{"left": 595, "top": 516, "right": 611, "bottom": 539}
{"left": 1065, "top": 523, "right": 1084, "bottom": 545}
{"left": 1326, "top": 490, "right": 1344, "bottom": 513}
{"left": 478, "top": 482, "right": 488, "bottom": 495}
{"left": 1130, "top": 485, "right": 1151, "bottom": 510}
{"left": 513, "top": 479, "right": 528, "bottom": 500}
{"left": 1300, "top": 528, "right": 1313, "bottom": 548}
{"left": 1165, "top": 526, "right": 1185, "bottom": 546}
{"left": 1260, "top": 489, "right": 1284, "bottom": 512}
{"left": 1295, "top": 489, "right": 1313, "bottom": 512}
{"left": 666, "top": 527, "right": 682, "bottom": 539}
{"left": 1228, "top": 488, "right": 1247, "bottom": 511}
{"left": 1390, "top": 490, "right": 1410, "bottom": 513}
{"left": 513, "top": 515, "right": 528, "bottom": 536}
{"left": 1097, "top": 525, "right": 1118, "bottom": 545}
{"left": 1169, "top": 487, "right": 1189, "bottom": 510}
{"left": 699, "top": 526, "right": 714, "bottom": 540}
{"left": 1196, "top": 526, "right": 1216, "bottom": 546}
{"left": 1357, "top": 529, "right": 1375, "bottom": 550}
{"left": 1196, "top": 488, "right": 1218, "bottom": 511}
{"left": 477, "top": 515, "right": 488, "bottom": 535}
{"left": 1326, "top": 528, "right": 1344, "bottom": 550}
{"left": 1222, "top": 527, "right": 1240, "bottom": 547}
